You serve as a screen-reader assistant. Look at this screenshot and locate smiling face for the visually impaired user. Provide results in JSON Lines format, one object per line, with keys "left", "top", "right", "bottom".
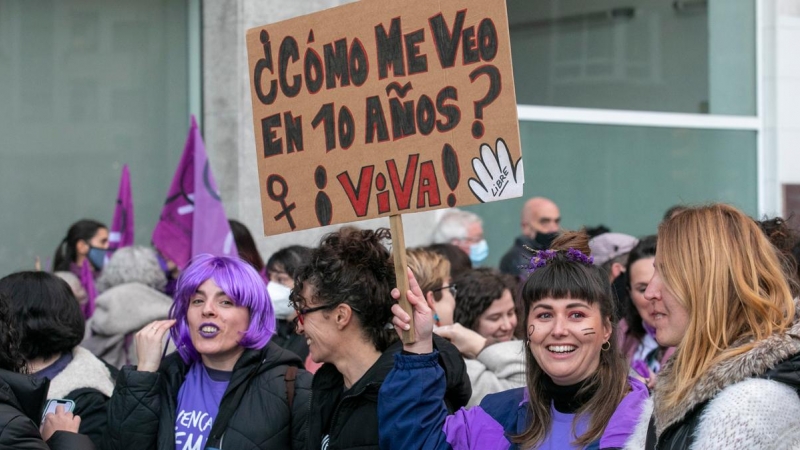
{"left": 527, "top": 297, "right": 611, "bottom": 386}
{"left": 628, "top": 257, "right": 656, "bottom": 328}
{"left": 294, "top": 283, "right": 339, "bottom": 363}
{"left": 475, "top": 289, "right": 517, "bottom": 343}
{"left": 187, "top": 278, "right": 251, "bottom": 371}
{"left": 644, "top": 251, "right": 691, "bottom": 347}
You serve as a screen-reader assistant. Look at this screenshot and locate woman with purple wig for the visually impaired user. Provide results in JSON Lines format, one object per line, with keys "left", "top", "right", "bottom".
{"left": 104, "top": 254, "right": 311, "bottom": 450}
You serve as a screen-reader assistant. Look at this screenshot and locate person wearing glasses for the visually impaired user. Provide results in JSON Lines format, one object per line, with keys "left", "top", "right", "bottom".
{"left": 104, "top": 254, "right": 311, "bottom": 450}
{"left": 292, "top": 228, "right": 471, "bottom": 449}
{"left": 406, "top": 248, "right": 457, "bottom": 328}
{"left": 435, "top": 268, "right": 526, "bottom": 406}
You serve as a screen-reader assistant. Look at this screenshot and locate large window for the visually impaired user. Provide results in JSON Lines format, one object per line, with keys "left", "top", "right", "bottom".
{"left": 0, "top": 0, "right": 190, "bottom": 275}
{"left": 465, "top": 0, "right": 761, "bottom": 269}
{"left": 507, "top": 0, "right": 756, "bottom": 115}
{"left": 465, "top": 122, "right": 757, "bottom": 268}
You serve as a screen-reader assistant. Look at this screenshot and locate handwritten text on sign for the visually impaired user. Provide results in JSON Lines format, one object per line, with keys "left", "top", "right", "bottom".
{"left": 247, "top": 0, "right": 522, "bottom": 235}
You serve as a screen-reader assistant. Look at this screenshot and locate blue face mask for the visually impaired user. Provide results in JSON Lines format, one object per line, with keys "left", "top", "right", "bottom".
{"left": 469, "top": 239, "right": 489, "bottom": 265}
{"left": 87, "top": 246, "right": 108, "bottom": 271}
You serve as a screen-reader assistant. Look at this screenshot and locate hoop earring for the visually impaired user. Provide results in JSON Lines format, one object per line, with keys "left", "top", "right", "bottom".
{"left": 525, "top": 324, "right": 535, "bottom": 347}
{"left": 601, "top": 341, "right": 611, "bottom": 351}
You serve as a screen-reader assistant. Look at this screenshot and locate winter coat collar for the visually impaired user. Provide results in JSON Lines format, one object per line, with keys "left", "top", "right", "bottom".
{"left": 160, "top": 340, "right": 304, "bottom": 390}
{"left": 312, "top": 347, "right": 396, "bottom": 394}
{"left": 652, "top": 310, "right": 800, "bottom": 436}
{"left": 47, "top": 346, "right": 116, "bottom": 399}
{"left": 0, "top": 369, "right": 49, "bottom": 424}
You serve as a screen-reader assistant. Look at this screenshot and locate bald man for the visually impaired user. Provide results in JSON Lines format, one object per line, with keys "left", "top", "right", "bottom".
{"left": 499, "top": 197, "right": 561, "bottom": 277}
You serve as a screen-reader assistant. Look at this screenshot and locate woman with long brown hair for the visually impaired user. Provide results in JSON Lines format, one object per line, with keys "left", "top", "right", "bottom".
{"left": 379, "top": 232, "right": 648, "bottom": 449}
{"left": 625, "top": 204, "right": 800, "bottom": 449}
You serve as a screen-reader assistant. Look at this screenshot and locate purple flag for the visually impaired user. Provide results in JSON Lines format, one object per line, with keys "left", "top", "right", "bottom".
{"left": 152, "top": 115, "right": 237, "bottom": 270}
{"left": 79, "top": 259, "right": 97, "bottom": 319}
{"left": 108, "top": 164, "right": 134, "bottom": 253}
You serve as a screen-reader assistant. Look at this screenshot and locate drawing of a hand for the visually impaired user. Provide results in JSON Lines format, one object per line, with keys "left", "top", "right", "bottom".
{"left": 468, "top": 138, "right": 524, "bottom": 203}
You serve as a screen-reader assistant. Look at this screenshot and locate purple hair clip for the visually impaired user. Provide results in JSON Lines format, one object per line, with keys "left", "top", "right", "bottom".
{"left": 566, "top": 248, "right": 594, "bottom": 265}
{"left": 527, "top": 249, "right": 556, "bottom": 273}
{"left": 526, "top": 247, "right": 593, "bottom": 273}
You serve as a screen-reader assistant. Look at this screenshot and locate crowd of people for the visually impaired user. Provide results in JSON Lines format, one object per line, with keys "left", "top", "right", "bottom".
{"left": 1, "top": 199, "right": 799, "bottom": 449}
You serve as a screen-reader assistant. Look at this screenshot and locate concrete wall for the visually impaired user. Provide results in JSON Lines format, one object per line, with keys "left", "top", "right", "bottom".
{"left": 202, "top": 0, "right": 443, "bottom": 260}
{"left": 765, "top": 0, "right": 800, "bottom": 214}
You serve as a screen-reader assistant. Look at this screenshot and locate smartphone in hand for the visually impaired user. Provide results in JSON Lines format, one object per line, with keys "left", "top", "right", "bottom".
{"left": 41, "top": 398, "right": 75, "bottom": 425}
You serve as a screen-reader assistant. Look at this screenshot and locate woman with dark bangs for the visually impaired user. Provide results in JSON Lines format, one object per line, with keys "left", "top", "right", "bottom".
{"left": 379, "top": 232, "right": 648, "bottom": 450}
{"left": 617, "top": 236, "right": 674, "bottom": 389}
{"left": 104, "top": 254, "right": 311, "bottom": 450}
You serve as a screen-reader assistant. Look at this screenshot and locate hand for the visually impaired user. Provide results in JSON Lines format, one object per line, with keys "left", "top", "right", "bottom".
{"left": 434, "top": 323, "right": 487, "bottom": 359}
{"left": 40, "top": 405, "right": 80, "bottom": 441}
{"left": 468, "top": 138, "right": 524, "bottom": 203}
{"left": 390, "top": 268, "right": 434, "bottom": 354}
{"left": 631, "top": 360, "right": 658, "bottom": 389}
{"left": 135, "top": 319, "right": 175, "bottom": 372}
{"left": 646, "top": 372, "right": 658, "bottom": 389}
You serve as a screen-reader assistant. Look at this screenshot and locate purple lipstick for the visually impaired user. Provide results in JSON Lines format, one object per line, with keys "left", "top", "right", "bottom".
{"left": 199, "top": 322, "right": 220, "bottom": 338}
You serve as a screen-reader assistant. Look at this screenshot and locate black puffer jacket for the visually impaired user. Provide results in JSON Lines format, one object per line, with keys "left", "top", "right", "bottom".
{"left": 271, "top": 319, "right": 310, "bottom": 361}
{"left": 306, "top": 335, "right": 471, "bottom": 450}
{"left": 0, "top": 369, "right": 95, "bottom": 449}
{"left": 104, "top": 342, "right": 311, "bottom": 450}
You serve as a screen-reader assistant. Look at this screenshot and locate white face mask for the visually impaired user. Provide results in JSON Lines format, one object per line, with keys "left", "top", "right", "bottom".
{"left": 267, "top": 281, "right": 294, "bottom": 320}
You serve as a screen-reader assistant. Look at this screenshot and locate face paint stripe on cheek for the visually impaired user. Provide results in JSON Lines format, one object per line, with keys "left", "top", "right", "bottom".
{"left": 582, "top": 327, "right": 596, "bottom": 336}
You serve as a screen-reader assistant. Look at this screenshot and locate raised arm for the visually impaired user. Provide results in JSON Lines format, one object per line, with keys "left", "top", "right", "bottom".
{"left": 378, "top": 268, "right": 450, "bottom": 450}
{"left": 103, "top": 320, "right": 173, "bottom": 450}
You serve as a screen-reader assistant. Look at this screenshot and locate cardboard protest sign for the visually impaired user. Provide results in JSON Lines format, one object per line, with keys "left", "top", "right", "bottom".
{"left": 246, "top": 0, "right": 522, "bottom": 235}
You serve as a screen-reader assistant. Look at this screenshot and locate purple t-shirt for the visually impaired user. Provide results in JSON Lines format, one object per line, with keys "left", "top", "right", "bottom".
{"left": 538, "top": 406, "right": 589, "bottom": 450}
{"left": 175, "top": 363, "right": 230, "bottom": 450}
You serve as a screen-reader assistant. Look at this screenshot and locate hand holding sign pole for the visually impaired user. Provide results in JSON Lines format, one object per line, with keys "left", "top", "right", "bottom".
{"left": 389, "top": 215, "right": 414, "bottom": 344}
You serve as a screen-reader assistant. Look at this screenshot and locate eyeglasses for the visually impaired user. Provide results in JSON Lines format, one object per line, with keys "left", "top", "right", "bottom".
{"left": 430, "top": 284, "right": 457, "bottom": 297}
{"left": 293, "top": 303, "right": 363, "bottom": 326}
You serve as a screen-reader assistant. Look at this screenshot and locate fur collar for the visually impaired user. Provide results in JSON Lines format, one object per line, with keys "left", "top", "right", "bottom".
{"left": 47, "top": 346, "right": 115, "bottom": 399}
{"left": 652, "top": 311, "right": 800, "bottom": 437}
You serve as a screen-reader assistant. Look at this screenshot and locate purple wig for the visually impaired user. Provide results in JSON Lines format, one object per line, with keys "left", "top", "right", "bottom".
{"left": 169, "top": 253, "right": 275, "bottom": 365}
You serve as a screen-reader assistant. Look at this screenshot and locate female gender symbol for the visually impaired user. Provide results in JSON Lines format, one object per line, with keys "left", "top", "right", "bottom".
{"left": 267, "top": 174, "right": 296, "bottom": 230}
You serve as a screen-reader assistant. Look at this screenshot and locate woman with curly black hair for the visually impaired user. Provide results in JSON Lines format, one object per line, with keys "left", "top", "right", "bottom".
{"left": 293, "top": 227, "right": 470, "bottom": 449}
{"left": 0, "top": 292, "right": 95, "bottom": 449}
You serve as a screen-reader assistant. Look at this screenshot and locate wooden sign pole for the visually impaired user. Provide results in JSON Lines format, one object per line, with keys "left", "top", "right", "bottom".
{"left": 389, "top": 214, "right": 415, "bottom": 344}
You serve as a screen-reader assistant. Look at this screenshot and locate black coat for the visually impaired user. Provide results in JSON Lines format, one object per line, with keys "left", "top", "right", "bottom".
{"left": 271, "top": 319, "right": 310, "bottom": 362}
{"left": 306, "top": 335, "right": 471, "bottom": 450}
{"left": 0, "top": 369, "right": 95, "bottom": 449}
{"left": 499, "top": 235, "right": 540, "bottom": 277}
{"left": 104, "top": 342, "right": 312, "bottom": 450}
{"left": 65, "top": 387, "right": 110, "bottom": 449}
